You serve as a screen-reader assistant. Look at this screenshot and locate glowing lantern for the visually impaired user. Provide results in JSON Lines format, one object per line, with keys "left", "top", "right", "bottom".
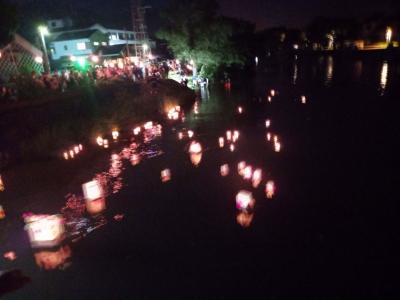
{"left": 238, "top": 106, "right": 243, "bottom": 114}
{"left": 103, "top": 139, "right": 109, "bottom": 149}
{"left": 233, "top": 130, "right": 240, "bottom": 142}
{"left": 252, "top": 168, "right": 262, "bottom": 188}
{"left": 69, "top": 150, "right": 74, "bottom": 159}
{"left": 34, "top": 245, "right": 71, "bottom": 270}
{"left": 268, "top": 96, "right": 272, "bottom": 102}
{"left": 112, "top": 130, "right": 119, "bottom": 140}
{"left": 74, "top": 146, "right": 80, "bottom": 154}
{"left": 237, "top": 161, "right": 246, "bottom": 175}
{"left": 34, "top": 56, "right": 43, "bottom": 64}
{"left": 96, "top": 136, "right": 103, "bottom": 146}
{"left": 79, "top": 144, "right": 83, "bottom": 151}
{"left": 265, "top": 119, "right": 271, "bottom": 128}
{"left": 267, "top": 132, "right": 271, "bottom": 141}
{"left": 190, "top": 153, "right": 202, "bottom": 166}
{"left": 188, "top": 130, "right": 194, "bottom": 138}
{"left": 91, "top": 55, "right": 99, "bottom": 63}
{"left": 220, "top": 164, "right": 229, "bottom": 176}
{"left": 82, "top": 180, "right": 103, "bottom": 201}
{"left": 175, "top": 105, "right": 181, "bottom": 112}
{"left": 270, "top": 89, "right": 276, "bottom": 96}
{"left": 274, "top": 135, "right": 279, "bottom": 143}
{"left": 0, "top": 205, "right": 5, "bottom": 219}
{"left": 301, "top": 95, "right": 307, "bottom": 104}
{"left": 219, "top": 137, "right": 224, "bottom": 148}
{"left": 243, "top": 166, "right": 253, "bottom": 180}
{"left": 133, "top": 127, "right": 141, "bottom": 135}
{"left": 144, "top": 121, "right": 153, "bottom": 130}
{"left": 236, "top": 190, "right": 255, "bottom": 211}
{"left": 230, "top": 144, "right": 235, "bottom": 152}
{"left": 274, "top": 142, "right": 281, "bottom": 152}
{"left": 178, "top": 132, "right": 183, "bottom": 140}
{"left": 24, "top": 214, "right": 65, "bottom": 248}
{"left": 265, "top": 181, "right": 275, "bottom": 199}
{"left": 130, "top": 153, "right": 140, "bottom": 166}
{"left": 236, "top": 212, "right": 254, "bottom": 228}
{"left": 0, "top": 175, "right": 4, "bottom": 192}
{"left": 161, "top": 169, "right": 171, "bottom": 182}
{"left": 226, "top": 131, "right": 232, "bottom": 141}
{"left": 63, "top": 152, "right": 69, "bottom": 160}
{"left": 189, "top": 141, "right": 202, "bottom": 154}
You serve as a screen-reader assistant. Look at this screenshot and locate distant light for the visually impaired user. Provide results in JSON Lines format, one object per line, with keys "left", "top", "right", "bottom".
{"left": 189, "top": 141, "right": 202, "bottom": 154}
{"left": 293, "top": 44, "right": 299, "bottom": 49}
{"left": 133, "top": 127, "right": 141, "bottom": 135}
{"left": 69, "top": 150, "right": 74, "bottom": 158}
{"left": 386, "top": 27, "right": 393, "bottom": 43}
{"left": 233, "top": 130, "right": 240, "bottom": 142}
{"left": 255, "top": 56, "right": 259, "bottom": 65}
{"left": 252, "top": 169, "right": 262, "bottom": 188}
{"left": 270, "top": 89, "right": 276, "bottom": 96}
{"left": 144, "top": 121, "right": 153, "bottom": 129}
{"left": 237, "top": 161, "right": 246, "bottom": 176}
{"left": 265, "top": 119, "right": 271, "bottom": 128}
{"left": 265, "top": 181, "right": 275, "bottom": 199}
{"left": 243, "top": 166, "right": 253, "bottom": 180}
{"left": 112, "top": 130, "right": 119, "bottom": 140}
{"left": 274, "top": 142, "right": 281, "bottom": 152}
{"left": 268, "top": 96, "right": 272, "bottom": 102}
{"left": 24, "top": 214, "right": 65, "bottom": 247}
{"left": 38, "top": 25, "right": 49, "bottom": 36}
{"left": 77, "top": 57, "right": 86, "bottom": 68}
{"left": 266, "top": 132, "right": 271, "bottom": 141}
{"left": 74, "top": 146, "right": 80, "bottom": 154}
{"left": 301, "top": 95, "right": 307, "bottom": 104}
{"left": 143, "top": 44, "right": 149, "bottom": 51}
{"left": 35, "top": 56, "right": 43, "bottom": 64}
{"left": 70, "top": 55, "right": 77, "bottom": 62}
{"left": 96, "top": 136, "right": 104, "bottom": 146}
{"left": 238, "top": 106, "right": 243, "bottom": 114}
{"left": 230, "top": 144, "right": 235, "bottom": 152}
{"left": 226, "top": 130, "right": 232, "bottom": 141}
{"left": 220, "top": 164, "right": 229, "bottom": 176}
{"left": 188, "top": 130, "right": 194, "bottom": 138}
{"left": 0, "top": 175, "right": 4, "bottom": 192}
{"left": 103, "top": 139, "right": 109, "bottom": 148}
{"left": 161, "top": 169, "right": 171, "bottom": 182}
{"left": 63, "top": 152, "right": 69, "bottom": 160}
{"left": 219, "top": 137, "right": 224, "bottom": 148}
{"left": 91, "top": 55, "right": 99, "bottom": 63}
{"left": 236, "top": 190, "right": 255, "bottom": 211}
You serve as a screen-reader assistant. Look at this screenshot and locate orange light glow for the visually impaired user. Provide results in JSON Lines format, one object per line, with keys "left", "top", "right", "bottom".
{"left": 86, "top": 197, "right": 106, "bottom": 215}
{"left": 236, "top": 212, "right": 254, "bottom": 228}
{"left": 0, "top": 205, "right": 5, "bottom": 219}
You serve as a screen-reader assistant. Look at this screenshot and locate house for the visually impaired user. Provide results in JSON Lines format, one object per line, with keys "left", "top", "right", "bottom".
{"left": 0, "top": 34, "right": 44, "bottom": 81}
{"left": 49, "top": 29, "right": 107, "bottom": 60}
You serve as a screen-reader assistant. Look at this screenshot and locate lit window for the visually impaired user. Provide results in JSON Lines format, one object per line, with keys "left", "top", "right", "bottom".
{"left": 102, "top": 42, "right": 107, "bottom": 46}
{"left": 94, "top": 42, "right": 99, "bottom": 46}
{"left": 77, "top": 42, "right": 86, "bottom": 50}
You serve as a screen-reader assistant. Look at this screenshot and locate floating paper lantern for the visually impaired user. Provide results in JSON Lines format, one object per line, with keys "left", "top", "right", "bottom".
{"left": 82, "top": 180, "right": 103, "bottom": 201}
{"left": 112, "top": 130, "right": 119, "bottom": 140}
{"left": 220, "top": 164, "right": 229, "bottom": 176}
{"left": 219, "top": 137, "right": 224, "bottom": 148}
{"left": 233, "top": 130, "right": 240, "bottom": 142}
{"left": 144, "top": 121, "right": 153, "bottom": 130}
{"left": 274, "top": 142, "right": 281, "bottom": 152}
{"left": 243, "top": 166, "right": 253, "bottom": 180}
{"left": 74, "top": 146, "right": 80, "bottom": 154}
{"left": 78, "top": 144, "right": 83, "bottom": 151}
{"left": 252, "top": 169, "right": 262, "bottom": 188}
{"left": 268, "top": 96, "right": 272, "bottom": 102}
{"left": 265, "top": 119, "right": 271, "bottom": 128}
{"left": 226, "top": 131, "right": 232, "bottom": 141}
{"left": 69, "top": 150, "right": 74, "bottom": 159}
{"left": 301, "top": 95, "right": 307, "bottom": 104}
{"left": 237, "top": 161, "right": 246, "bottom": 175}
{"left": 0, "top": 205, "right": 5, "bottom": 219}
{"left": 270, "top": 89, "right": 276, "bottom": 96}
{"left": 265, "top": 181, "right": 275, "bottom": 199}
{"left": 230, "top": 144, "right": 235, "bottom": 152}
{"left": 236, "top": 212, "right": 254, "bottom": 228}
{"left": 190, "top": 153, "right": 202, "bottom": 166}
{"left": 188, "top": 130, "right": 194, "bottom": 138}
{"left": 238, "top": 106, "right": 243, "bottom": 114}
{"left": 274, "top": 135, "right": 279, "bottom": 143}
{"left": 96, "top": 136, "right": 103, "bottom": 146}
{"left": 133, "top": 127, "right": 141, "bottom": 135}
{"left": 161, "top": 169, "right": 171, "bottom": 182}
{"left": 189, "top": 141, "right": 202, "bottom": 166}
{"left": 178, "top": 132, "right": 183, "bottom": 140}
{"left": 189, "top": 141, "right": 202, "bottom": 154}
{"left": 63, "top": 152, "right": 69, "bottom": 160}
{"left": 236, "top": 190, "right": 255, "bottom": 211}
{"left": 267, "top": 132, "right": 271, "bottom": 141}
{"left": 34, "top": 245, "right": 71, "bottom": 270}
{"left": 103, "top": 139, "right": 109, "bottom": 149}
{"left": 175, "top": 105, "right": 181, "bottom": 112}
{"left": 24, "top": 214, "right": 65, "bottom": 248}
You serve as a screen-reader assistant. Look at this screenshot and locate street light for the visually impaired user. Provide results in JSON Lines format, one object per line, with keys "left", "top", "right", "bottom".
{"left": 38, "top": 25, "right": 50, "bottom": 73}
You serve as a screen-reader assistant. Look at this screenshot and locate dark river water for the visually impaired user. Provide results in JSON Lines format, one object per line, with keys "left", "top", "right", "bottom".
{"left": 1, "top": 55, "right": 399, "bottom": 299}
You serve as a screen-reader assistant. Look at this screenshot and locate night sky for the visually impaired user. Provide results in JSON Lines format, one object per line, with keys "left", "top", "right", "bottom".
{"left": 9, "top": 0, "right": 400, "bottom": 30}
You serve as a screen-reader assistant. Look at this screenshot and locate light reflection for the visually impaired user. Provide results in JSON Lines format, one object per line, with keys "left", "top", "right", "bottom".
{"left": 34, "top": 244, "right": 71, "bottom": 270}
{"left": 236, "top": 212, "right": 254, "bottom": 228}
{"left": 380, "top": 61, "right": 388, "bottom": 95}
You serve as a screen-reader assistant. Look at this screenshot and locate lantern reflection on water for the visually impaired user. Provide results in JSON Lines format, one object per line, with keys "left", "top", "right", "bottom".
{"left": 24, "top": 214, "right": 65, "bottom": 248}
{"left": 252, "top": 169, "right": 262, "bottom": 188}
{"left": 219, "top": 137, "right": 224, "bottom": 148}
{"left": 236, "top": 190, "right": 255, "bottom": 211}
{"left": 220, "top": 164, "right": 229, "bottom": 176}
{"left": 266, "top": 181, "right": 275, "bottom": 199}
{"left": 161, "top": 169, "right": 171, "bottom": 182}
{"left": 236, "top": 212, "right": 254, "bottom": 228}
{"left": 34, "top": 244, "right": 71, "bottom": 270}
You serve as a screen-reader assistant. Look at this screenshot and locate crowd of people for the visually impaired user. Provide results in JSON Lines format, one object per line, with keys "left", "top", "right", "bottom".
{"left": 0, "top": 61, "right": 171, "bottom": 104}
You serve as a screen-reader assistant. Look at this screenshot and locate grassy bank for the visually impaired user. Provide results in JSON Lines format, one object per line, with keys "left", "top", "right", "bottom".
{"left": 0, "top": 79, "right": 195, "bottom": 167}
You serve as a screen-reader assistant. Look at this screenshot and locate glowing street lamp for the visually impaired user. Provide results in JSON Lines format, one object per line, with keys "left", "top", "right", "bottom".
{"left": 38, "top": 25, "right": 50, "bottom": 72}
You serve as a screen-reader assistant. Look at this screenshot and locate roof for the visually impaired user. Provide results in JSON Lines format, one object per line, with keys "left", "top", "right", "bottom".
{"left": 99, "top": 44, "right": 127, "bottom": 57}
{"left": 52, "top": 29, "right": 99, "bottom": 42}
